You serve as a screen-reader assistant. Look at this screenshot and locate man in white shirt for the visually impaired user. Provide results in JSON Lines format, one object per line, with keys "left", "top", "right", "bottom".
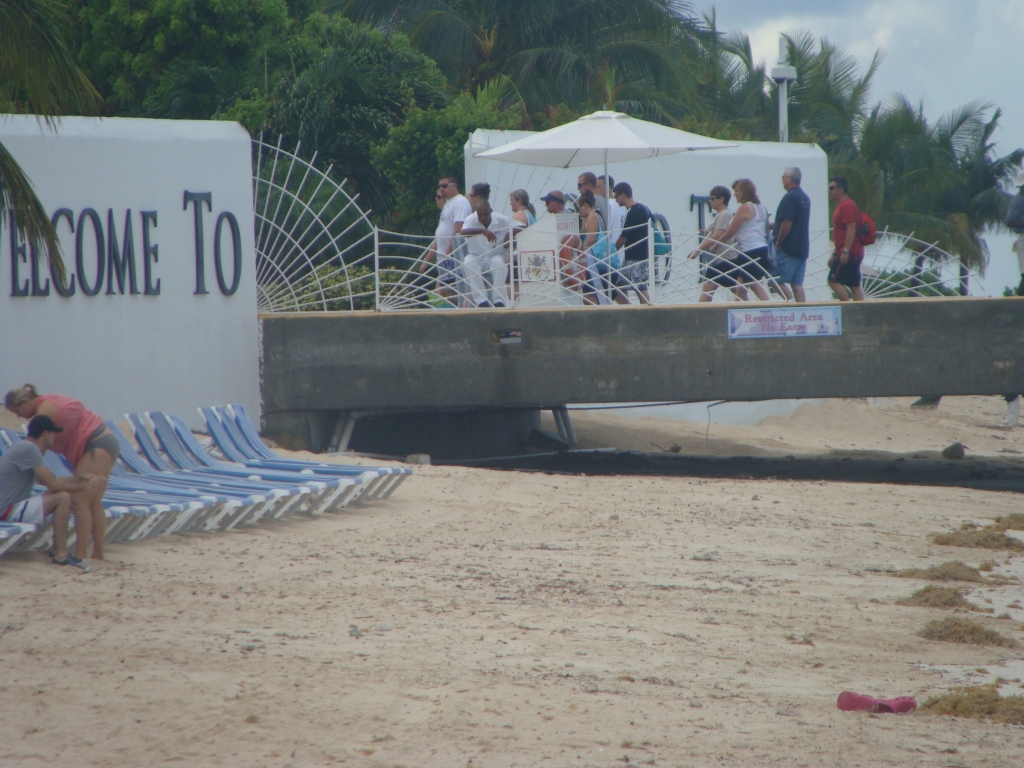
{"left": 436, "top": 175, "right": 472, "bottom": 258}
{"left": 461, "top": 202, "right": 512, "bottom": 307}
{"left": 433, "top": 175, "right": 473, "bottom": 305}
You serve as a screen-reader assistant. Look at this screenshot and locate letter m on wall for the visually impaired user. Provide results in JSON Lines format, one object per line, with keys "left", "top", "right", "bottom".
{"left": 107, "top": 209, "right": 140, "bottom": 295}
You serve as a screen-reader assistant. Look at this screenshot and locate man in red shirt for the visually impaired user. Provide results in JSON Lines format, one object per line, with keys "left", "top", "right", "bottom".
{"left": 828, "top": 177, "right": 866, "bottom": 301}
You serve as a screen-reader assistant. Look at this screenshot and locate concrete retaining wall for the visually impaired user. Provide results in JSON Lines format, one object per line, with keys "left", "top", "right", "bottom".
{"left": 262, "top": 298, "right": 1024, "bottom": 421}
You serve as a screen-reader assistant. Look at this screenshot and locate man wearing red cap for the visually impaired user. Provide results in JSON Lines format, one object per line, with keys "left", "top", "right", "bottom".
{"left": 0, "top": 415, "right": 99, "bottom": 570}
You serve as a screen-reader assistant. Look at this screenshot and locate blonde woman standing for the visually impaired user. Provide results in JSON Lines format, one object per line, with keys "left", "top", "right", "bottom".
{"left": 509, "top": 189, "right": 536, "bottom": 233}
{"left": 4, "top": 385, "right": 119, "bottom": 563}
{"left": 717, "top": 178, "right": 772, "bottom": 301}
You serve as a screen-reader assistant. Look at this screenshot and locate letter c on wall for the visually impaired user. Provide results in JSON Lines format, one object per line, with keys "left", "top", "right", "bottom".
{"left": 50, "top": 209, "right": 77, "bottom": 297}
{"left": 213, "top": 211, "right": 242, "bottom": 296}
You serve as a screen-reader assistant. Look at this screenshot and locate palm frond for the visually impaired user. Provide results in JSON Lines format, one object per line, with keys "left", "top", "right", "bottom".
{"left": 0, "top": 0, "right": 101, "bottom": 116}
{"left": 0, "top": 138, "right": 64, "bottom": 278}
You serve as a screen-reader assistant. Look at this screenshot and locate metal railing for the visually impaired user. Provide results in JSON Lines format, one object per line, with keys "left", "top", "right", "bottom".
{"left": 365, "top": 225, "right": 971, "bottom": 311}
{"left": 258, "top": 219, "right": 975, "bottom": 314}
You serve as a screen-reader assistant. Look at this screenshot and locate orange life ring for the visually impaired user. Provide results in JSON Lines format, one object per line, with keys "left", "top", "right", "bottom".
{"left": 559, "top": 234, "right": 584, "bottom": 288}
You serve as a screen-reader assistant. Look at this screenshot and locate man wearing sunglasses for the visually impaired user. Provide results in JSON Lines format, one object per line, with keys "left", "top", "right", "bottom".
{"left": 827, "top": 177, "right": 865, "bottom": 301}
{"left": 433, "top": 176, "right": 473, "bottom": 304}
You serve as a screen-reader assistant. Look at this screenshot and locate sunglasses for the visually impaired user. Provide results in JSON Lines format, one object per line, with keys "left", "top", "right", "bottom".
{"left": 828, "top": 186, "right": 839, "bottom": 191}
{"left": 438, "top": 182, "right": 454, "bottom": 189}
{"left": 710, "top": 195, "right": 722, "bottom": 200}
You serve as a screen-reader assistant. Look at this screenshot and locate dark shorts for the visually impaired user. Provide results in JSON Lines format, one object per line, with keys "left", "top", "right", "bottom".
{"left": 702, "top": 258, "right": 744, "bottom": 288}
{"left": 828, "top": 255, "right": 863, "bottom": 288}
{"left": 612, "top": 260, "right": 649, "bottom": 292}
{"left": 742, "top": 247, "right": 773, "bottom": 281}
{"left": 704, "top": 250, "right": 768, "bottom": 287}
{"left": 84, "top": 426, "right": 120, "bottom": 462}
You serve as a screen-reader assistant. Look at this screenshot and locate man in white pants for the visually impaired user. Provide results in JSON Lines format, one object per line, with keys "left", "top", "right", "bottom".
{"left": 461, "top": 202, "right": 512, "bottom": 307}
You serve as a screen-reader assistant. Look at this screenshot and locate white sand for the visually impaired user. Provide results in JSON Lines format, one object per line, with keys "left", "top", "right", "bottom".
{"left": 2, "top": 397, "right": 1024, "bottom": 766}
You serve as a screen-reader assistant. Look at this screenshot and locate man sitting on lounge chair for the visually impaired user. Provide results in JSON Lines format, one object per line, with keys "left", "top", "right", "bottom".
{"left": 0, "top": 416, "right": 99, "bottom": 570}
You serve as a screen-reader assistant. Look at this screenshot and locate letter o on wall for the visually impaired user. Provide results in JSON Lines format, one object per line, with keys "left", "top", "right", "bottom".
{"left": 213, "top": 211, "right": 242, "bottom": 296}
{"left": 75, "top": 208, "right": 105, "bottom": 296}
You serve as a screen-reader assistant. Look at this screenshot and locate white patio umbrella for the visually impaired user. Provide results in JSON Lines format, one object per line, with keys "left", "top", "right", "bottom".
{"left": 476, "top": 110, "right": 736, "bottom": 207}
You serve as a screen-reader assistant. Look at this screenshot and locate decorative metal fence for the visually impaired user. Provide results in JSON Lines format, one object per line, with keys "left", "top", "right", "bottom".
{"left": 253, "top": 138, "right": 976, "bottom": 313}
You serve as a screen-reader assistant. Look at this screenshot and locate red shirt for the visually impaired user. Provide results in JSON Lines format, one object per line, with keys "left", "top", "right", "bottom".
{"left": 34, "top": 394, "right": 104, "bottom": 468}
{"left": 832, "top": 197, "right": 864, "bottom": 257}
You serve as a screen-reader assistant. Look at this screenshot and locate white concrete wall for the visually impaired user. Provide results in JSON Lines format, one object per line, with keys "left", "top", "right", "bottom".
{"left": 466, "top": 129, "right": 831, "bottom": 296}
{"left": 0, "top": 116, "right": 259, "bottom": 429}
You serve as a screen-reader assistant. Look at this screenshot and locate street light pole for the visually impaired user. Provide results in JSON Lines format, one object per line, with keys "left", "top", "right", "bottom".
{"left": 770, "top": 36, "right": 797, "bottom": 143}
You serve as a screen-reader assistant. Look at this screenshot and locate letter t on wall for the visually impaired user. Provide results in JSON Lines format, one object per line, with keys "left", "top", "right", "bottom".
{"left": 183, "top": 191, "right": 212, "bottom": 294}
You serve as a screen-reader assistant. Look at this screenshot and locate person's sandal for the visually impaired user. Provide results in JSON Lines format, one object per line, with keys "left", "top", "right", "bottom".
{"left": 52, "top": 555, "right": 91, "bottom": 573}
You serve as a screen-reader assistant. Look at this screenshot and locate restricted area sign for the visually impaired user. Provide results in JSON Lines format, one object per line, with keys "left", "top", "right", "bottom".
{"left": 728, "top": 306, "right": 842, "bottom": 339}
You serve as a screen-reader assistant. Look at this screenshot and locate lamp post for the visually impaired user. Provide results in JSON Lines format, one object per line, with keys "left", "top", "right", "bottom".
{"left": 770, "top": 36, "right": 797, "bottom": 143}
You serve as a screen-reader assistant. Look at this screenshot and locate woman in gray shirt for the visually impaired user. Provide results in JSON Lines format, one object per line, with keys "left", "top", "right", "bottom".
{"left": 688, "top": 185, "right": 748, "bottom": 302}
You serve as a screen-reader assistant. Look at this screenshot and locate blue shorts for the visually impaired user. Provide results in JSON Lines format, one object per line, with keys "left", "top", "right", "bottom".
{"left": 774, "top": 250, "right": 807, "bottom": 285}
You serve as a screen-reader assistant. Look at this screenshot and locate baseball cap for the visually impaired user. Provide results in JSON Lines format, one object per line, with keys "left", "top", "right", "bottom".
{"left": 539, "top": 190, "right": 566, "bottom": 204}
{"left": 27, "top": 415, "right": 63, "bottom": 438}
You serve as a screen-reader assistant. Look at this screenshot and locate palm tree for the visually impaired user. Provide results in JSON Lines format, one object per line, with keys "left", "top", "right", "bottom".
{"left": 932, "top": 102, "right": 1024, "bottom": 273}
{"left": 782, "top": 31, "right": 881, "bottom": 155}
{"left": 0, "top": 0, "right": 102, "bottom": 274}
{"left": 348, "top": 0, "right": 699, "bottom": 120}
{"left": 675, "top": 13, "right": 772, "bottom": 139}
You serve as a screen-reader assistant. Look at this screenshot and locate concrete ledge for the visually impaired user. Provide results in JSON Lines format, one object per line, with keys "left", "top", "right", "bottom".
{"left": 261, "top": 297, "right": 1024, "bottom": 414}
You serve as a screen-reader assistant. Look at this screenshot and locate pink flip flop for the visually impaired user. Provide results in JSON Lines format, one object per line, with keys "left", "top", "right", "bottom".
{"left": 877, "top": 696, "right": 917, "bottom": 713}
{"left": 837, "top": 691, "right": 916, "bottom": 713}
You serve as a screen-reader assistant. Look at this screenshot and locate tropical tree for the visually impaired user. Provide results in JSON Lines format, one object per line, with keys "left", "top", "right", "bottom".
{"left": 348, "top": 0, "right": 700, "bottom": 121}
{"left": 675, "top": 14, "right": 771, "bottom": 139}
{"left": 141, "top": 14, "right": 449, "bottom": 216}
{"left": 74, "top": 0, "right": 289, "bottom": 114}
{"left": 0, "top": 0, "right": 102, "bottom": 272}
{"left": 372, "top": 76, "right": 522, "bottom": 232}
{"left": 832, "top": 97, "right": 1023, "bottom": 272}
{"left": 932, "top": 102, "right": 1024, "bottom": 270}
{"left": 782, "top": 31, "right": 881, "bottom": 156}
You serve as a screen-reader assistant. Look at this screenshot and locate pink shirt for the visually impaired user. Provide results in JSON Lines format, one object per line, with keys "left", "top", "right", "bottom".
{"left": 35, "top": 394, "right": 104, "bottom": 468}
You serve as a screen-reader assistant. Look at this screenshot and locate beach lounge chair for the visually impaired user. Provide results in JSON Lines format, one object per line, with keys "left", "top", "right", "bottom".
{"left": 142, "top": 412, "right": 356, "bottom": 514}
{"left": 224, "top": 404, "right": 412, "bottom": 499}
{"left": 199, "top": 406, "right": 385, "bottom": 500}
{"left": 109, "top": 421, "right": 302, "bottom": 531}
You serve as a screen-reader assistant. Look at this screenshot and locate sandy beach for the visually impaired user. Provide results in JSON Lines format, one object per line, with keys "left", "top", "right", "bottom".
{"left": 2, "top": 397, "right": 1023, "bottom": 766}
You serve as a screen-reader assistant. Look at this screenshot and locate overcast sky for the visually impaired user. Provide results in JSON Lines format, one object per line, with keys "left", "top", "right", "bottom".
{"left": 704, "top": 0, "right": 1024, "bottom": 294}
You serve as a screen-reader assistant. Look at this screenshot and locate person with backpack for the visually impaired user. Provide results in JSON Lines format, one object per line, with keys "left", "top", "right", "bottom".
{"left": 1007, "top": 170, "right": 1024, "bottom": 295}
{"left": 827, "top": 176, "right": 866, "bottom": 301}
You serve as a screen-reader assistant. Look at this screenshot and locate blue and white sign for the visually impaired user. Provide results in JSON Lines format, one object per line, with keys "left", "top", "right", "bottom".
{"left": 728, "top": 306, "right": 842, "bottom": 339}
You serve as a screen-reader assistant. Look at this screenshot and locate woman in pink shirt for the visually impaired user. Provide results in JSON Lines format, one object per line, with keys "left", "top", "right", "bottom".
{"left": 5, "top": 384, "right": 119, "bottom": 563}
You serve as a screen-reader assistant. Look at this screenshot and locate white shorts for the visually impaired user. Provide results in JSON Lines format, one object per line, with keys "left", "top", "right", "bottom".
{"left": 1, "top": 495, "right": 46, "bottom": 525}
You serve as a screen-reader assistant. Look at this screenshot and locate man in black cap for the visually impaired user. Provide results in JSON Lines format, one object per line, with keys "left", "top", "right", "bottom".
{"left": 540, "top": 189, "right": 567, "bottom": 215}
{"left": 0, "top": 415, "right": 99, "bottom": 570}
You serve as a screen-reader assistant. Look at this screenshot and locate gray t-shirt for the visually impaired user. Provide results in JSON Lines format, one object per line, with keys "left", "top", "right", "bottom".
{"left": 704, "top": 209, "right": 736, "bottom": 258}
{"left": 0, "top": 440, "right": 44, "bottom": 511}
